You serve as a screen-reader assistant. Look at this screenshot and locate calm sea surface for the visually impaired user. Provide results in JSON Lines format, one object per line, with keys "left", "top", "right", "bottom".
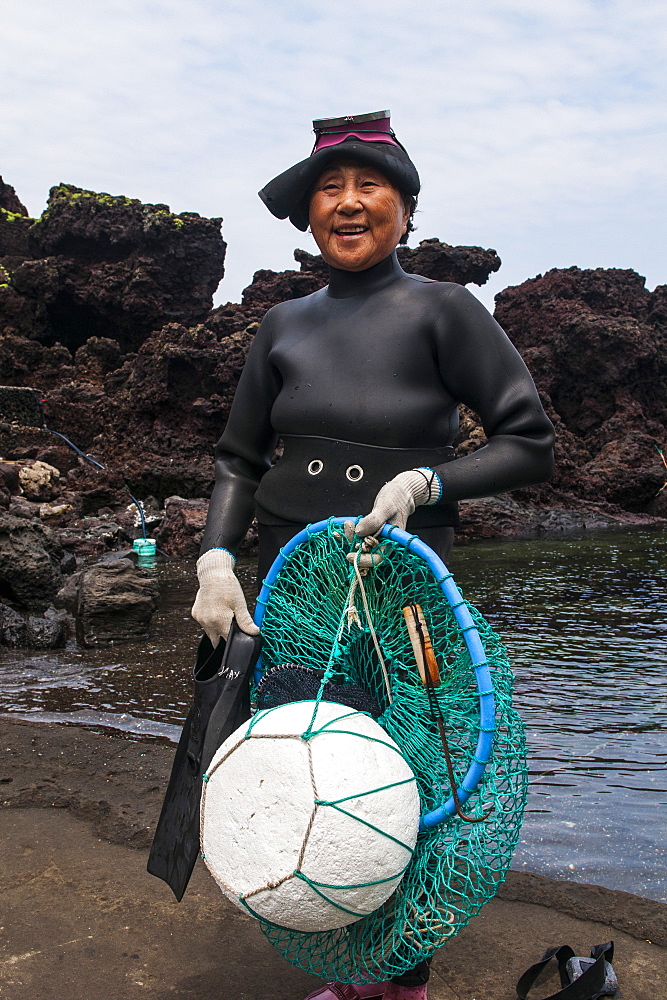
{"left": 1, "top": 527, "right": 665, "bottom": 901}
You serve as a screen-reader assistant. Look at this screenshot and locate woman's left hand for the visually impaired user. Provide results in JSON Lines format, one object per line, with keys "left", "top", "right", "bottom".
{"left": 354, "top": 468, "right": 440, "bottom": 537}
{"left": 346, "top": 468, "right": 442, "bottom": 567}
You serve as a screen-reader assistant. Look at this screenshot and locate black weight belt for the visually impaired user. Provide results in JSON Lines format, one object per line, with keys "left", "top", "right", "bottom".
{"left": 254, "top": 434, "right": 458, "bottom": 528}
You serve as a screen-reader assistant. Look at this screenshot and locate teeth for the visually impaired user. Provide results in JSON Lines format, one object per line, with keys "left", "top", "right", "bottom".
{"left": 337, "top": 227, "right": 366, "bottom": 233}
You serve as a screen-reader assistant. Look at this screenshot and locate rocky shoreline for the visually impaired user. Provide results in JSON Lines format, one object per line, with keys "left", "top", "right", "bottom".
{"left": 2, "top": 714, "right": 665, "bottom": 945}
{"left": 0, "top": 715, "right": 665, "bottom": 1000}
{"left": 1, "top": 176, "right": 665, "bottom": 998}
{"left": 0, "top": 173, "right": 665, "bottom": 647}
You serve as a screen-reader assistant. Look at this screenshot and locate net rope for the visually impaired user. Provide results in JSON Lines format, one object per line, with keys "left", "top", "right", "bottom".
{"left": 253, "top": 520, "right": 527, "bottom": 983}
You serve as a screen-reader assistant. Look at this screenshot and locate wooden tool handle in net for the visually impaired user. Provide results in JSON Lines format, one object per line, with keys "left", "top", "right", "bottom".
{"left": 402, "top": 603, "right": 440, "bottom": 686}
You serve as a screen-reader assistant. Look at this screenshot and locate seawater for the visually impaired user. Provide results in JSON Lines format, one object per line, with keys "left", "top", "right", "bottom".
{"left": 452, "top": 528, "right": 667, "bottom": 903}
{"left": 1, "top": 527, "right": 665, "bottom": 901}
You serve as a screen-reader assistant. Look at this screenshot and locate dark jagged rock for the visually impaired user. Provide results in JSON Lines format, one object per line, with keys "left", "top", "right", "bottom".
{"left": 7, "top": 495, "right": 41, "bottom": 520}
{"left": 154, "top": 496, "right": 208, "bottom": 557}
{"left": 57, "top": 511, "right": 131, "bottom": 558}
{"left": 648, "top": 283, "right": 667, "bottom": 329}
{"left": 0, "top": 461, "right": 20, "bottom": 494}
{"left": 0, "top": 183, "right": 226, "bottom": 353}
{"left": 0, "top": 602, "right": 68, "bottom": 652}
{"left": 0, "top": 177, "right": 28, "bottom": 217}
{"left": 0, "top": 512, "right": 63, "bottom": 609}
{"left": 398, "top": 238, "right": 501, "bottom": 285}
{"left": 0, "top": 333, "right": 74, "bottom": 389}
{"left": 34, "top": 446, "right": 80, "bottom": 476}
{"left": 240, "top": 266, "right": 324, "bottom": 309}
{"left": 0, "top": 603, "right": 27, "bottom": 645}
{"left": 55, "top": 557, "right": 159, "bottom": 646}
{"left": 60, "top": 549, "right": 78, "bottom": 574}
{"left": 206, "top": 260, "right": 326, "bottom": 340}
{"left": 0, "top": 177, "right": 33, "bottom": 308}
{"left": 293, "top": 248, "right": 329, "bottom": 282}
{"left": 0, "top": 385, "right": 43, "bottom": 425}
{"left": 88, "top": 322, "right": 255, "bottom": 499}
{"left": 292, "top": 241, "right": 502, "bottom": 287}
{"left": 0, "top": 173, "right": 663, "bottom": 540}
{"left": 493, "top": 267, "right": 667, "bottom": 513}
{"left": 74, "top": 337, "right": 123, "bottom": 383}
{"left": 0, "top": 216, "right": 33, "bottom": 265}
{"left": 457, "top": 493, "right": 661, "bottom": 541}
{"left": 153, "top": 495, "right": 259, "bottom": 557}
{"left": 25, "top": 612, "right": 67, "bottom": 649}
{"left": 40, "top": 382, "right": 111, "bottom": 455}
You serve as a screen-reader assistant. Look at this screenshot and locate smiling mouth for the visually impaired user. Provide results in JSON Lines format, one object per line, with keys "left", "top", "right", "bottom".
{"left": 334, "top": 225, "right": 369, "bottom": 237}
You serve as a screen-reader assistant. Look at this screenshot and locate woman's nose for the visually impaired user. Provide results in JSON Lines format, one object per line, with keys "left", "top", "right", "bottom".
{"left": 337, "top": 184, "right": 363, "bottom": 213}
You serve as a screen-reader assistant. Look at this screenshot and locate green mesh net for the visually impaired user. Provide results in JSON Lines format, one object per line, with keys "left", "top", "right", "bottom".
{"left": 253, "top": 520, "right": 527, "bottom": 983}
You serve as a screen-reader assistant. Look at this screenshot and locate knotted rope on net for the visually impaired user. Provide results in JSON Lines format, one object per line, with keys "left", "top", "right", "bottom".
{"left": 252, "top": 517, "right": 527, "bottom": 983}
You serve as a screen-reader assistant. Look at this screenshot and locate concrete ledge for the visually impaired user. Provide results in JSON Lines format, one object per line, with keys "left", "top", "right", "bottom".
{"left": 499, "top": 869, "right": 667, "bottom": 949}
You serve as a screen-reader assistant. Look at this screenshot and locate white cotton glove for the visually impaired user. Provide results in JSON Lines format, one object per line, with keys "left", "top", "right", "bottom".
{"left": 191, "top": 548, "right": 259, "bottom": 647}
{"left": 354, "top": 468, "right": 441, "bottom": 537}
{"left": 345, "top": 469, "right": 440, "bottom": 569}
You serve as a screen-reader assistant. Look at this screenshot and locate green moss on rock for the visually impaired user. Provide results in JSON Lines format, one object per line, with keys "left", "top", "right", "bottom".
{"left": 47, "top": 184, "right": 140, "bottom": 210}
{"left": 0, "top": 207, "right": 36, "bottom": 223}
{"left": 43, "top": 185, "right": 188, "bottom": 230}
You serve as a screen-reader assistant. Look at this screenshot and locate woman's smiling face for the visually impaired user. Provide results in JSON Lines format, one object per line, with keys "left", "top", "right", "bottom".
{"left": 308, "top": 160, "right": 410, "bottom": 272}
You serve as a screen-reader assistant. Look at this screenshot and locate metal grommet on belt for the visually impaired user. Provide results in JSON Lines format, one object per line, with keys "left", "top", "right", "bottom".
{"left": 345, "top": 464, "right": 364, "bottom": 482}
{"left": 307, "top": 459, "right": 324, "bottom": 475}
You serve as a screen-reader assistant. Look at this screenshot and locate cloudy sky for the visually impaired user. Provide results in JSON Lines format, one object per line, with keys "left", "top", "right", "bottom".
{"left": 3, "top": 0, "right": 665, "bottom": 310}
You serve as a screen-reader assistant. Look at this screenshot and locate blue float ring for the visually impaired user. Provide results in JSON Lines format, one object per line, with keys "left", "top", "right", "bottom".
{"left": 253, "top": 517, "right": 496, "bottom": 831}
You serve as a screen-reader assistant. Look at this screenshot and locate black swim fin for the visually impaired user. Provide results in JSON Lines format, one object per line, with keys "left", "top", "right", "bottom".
{"left": 147, "top": 620, "right": 261, "bottom": 900}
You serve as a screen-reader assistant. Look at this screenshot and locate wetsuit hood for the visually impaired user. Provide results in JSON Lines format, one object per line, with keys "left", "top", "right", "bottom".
{"left": 258, "top": 111, "right": 420, "bottom": 232}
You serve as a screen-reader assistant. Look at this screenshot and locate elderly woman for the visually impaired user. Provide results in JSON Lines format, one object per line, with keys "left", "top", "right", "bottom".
{"left": 192, "top": 112, "right": 555, "bottom": 1000}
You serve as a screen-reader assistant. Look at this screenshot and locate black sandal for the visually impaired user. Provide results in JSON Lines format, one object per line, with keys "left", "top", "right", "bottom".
{"left": 516, "top": 941, "right": 618, "bottom": 1000}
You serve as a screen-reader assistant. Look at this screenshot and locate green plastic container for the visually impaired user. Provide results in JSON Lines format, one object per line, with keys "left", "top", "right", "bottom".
{"left": 133, "top": 538, "right": 157, "bottom": 566}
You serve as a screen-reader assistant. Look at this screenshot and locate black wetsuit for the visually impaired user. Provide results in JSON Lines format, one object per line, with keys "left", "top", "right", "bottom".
{"left": 198, "top": 250, "right": 554, "bottom": 987}
{"left": 201, "top": 251, "right": 554, "bottom": 554}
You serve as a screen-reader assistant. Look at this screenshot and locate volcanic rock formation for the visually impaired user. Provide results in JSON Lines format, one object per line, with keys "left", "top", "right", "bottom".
{"left": 0, "top": 183, "right": 225, "bottom": 353}
{"left": 493, "top": 266, "right": 667, "bottom": 518}
{"left": 0, "top": 174, "right": 663, "bottom": 607}
{"left": 0, "top": 176, "right": 28, "bottom": 216}
{"left": 56, "top": 556, "right": 160, "bottom": 646}
{"left": 0, "top": 512, "right": 64, "bottom": 609}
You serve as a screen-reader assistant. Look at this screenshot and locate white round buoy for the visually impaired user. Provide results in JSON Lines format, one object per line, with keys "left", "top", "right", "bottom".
{"left": 200, "top": 700, "right": 420, "bottom": 932}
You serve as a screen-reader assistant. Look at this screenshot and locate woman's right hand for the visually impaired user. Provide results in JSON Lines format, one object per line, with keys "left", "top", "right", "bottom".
{"left": 191, "top": 548, "right": 259, "bottom": 647}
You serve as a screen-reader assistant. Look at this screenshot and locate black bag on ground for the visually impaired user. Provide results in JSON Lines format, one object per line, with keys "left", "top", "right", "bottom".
{"left": 516, "top": 941, "right": 617, "bottom": 1000}
{"left": 147, "top": 620, "right": 261, "bottom": 901}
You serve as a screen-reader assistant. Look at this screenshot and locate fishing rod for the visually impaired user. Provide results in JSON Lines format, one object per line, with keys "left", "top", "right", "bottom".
{"left": 655, "top": 444, "right": 667, "bottom": 495}
{"left": 42, "top": 423, "right": 147, "bottom": 538}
